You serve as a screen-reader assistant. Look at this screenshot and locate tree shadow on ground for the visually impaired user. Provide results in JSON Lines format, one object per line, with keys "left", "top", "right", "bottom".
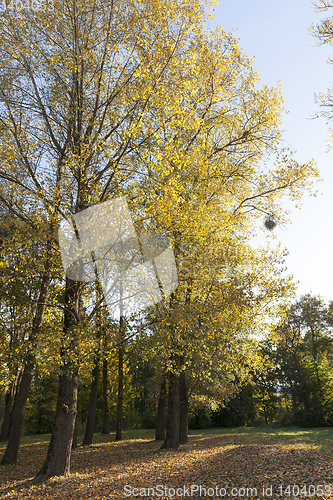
{"left": 0, "top": 431, "right": 332, "bottom": 499}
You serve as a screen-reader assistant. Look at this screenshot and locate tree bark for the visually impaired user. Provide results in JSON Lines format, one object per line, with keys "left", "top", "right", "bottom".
{"left": 155, "top": 377, "right": 167, "bottom": 441}
{"left": 38, "top": 274, "right": 81, "bottom": 478}
{"left": 72, "top": 414, "right": 78, "bottom": 450}
{"left": 0, "top": 376, "right": 18, "bottom": 442}
{"left": 6, "top": 370, "right": 23, "bottom": 439}
{"left": 179, "top": 369, "right": 188, "bottom": 445}
{"left": 82, "top": 353, "right": 100, "bottom": 445}
{"left": 161, "top": 369, "right": 180, "bottom": 449}
{"left": 38, "top": 364, "right": 78, "bottom": 477}
{"left": 101, "top": 356, "right": 110, "bottom": 434}
{"left": 115, "top": 316, "right": 124, "bottom": 441}
{"left": 1, "top": 265, "right": 50, "bottom": 465}
{"left": 0, "top": 389, "right": 12, "bottom": 442}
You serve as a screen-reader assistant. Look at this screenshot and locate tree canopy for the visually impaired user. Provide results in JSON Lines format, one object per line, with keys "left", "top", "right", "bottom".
{"left": 0, "top": 0, "right": 320, "bottom": 478}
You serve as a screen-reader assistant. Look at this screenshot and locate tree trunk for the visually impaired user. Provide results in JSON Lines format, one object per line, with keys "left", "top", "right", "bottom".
{"left": 179, "top": 369, "right": 188, "bottom": 444}
{"left": 0, "top": 376, "right": 17, "bottom": 442}
{"left": 1, "top": 266, "right": 50, "bottom": 465}
{"left": 155, "top": 377, "right": 167, "bottom": 441}
{"left": 82, "top": 354, "right": 100, "bottom": 445}
{"left": 6, "top": 370, "right": 23, "bottom": 439}
{"left": 1, "top": 366, "right": 35, "bottom": 465}
{"left": 0, "top": 389, "right": 12, "bottom": 442}
{"left": 72, "top": 414, "right": 77, "bottom": 450}
{"left": 115, "top": 316, "right": 124, "bottom": 440}
{"left": 39, "top": 365, "right": 78, "bottom": 477}
{"left": 161, "top": 369, "right": 180, "bottom": 449}
{"left": 101, "top": 356, "right": 109, "bottom": 434}
{"left": 38, "top": 274, "right": 81, "bottom": 478}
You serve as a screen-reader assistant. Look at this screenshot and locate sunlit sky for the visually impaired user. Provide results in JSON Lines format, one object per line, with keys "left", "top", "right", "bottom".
{"left": 207, "top": 0, "right": 333, "bottom": 303}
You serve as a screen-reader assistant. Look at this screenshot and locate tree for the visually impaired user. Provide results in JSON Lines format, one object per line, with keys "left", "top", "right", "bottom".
{"left": 0, "top": 213, "right": 57, "bottom": 463}
{"left": 115, "top": 316, "right": 125, "bottom": 440}
{"left": 101, "top": 328, "right": 110, "bottom": 435}
{"left": 251, "top": 341, "right": 281, "bottom": 425}
{"left": 273, "top": 294, "right": 333, "bottom": 426}
{"left": 155, "top": 375, "right": 167, "bottom": 440}
{"left": 127, "top": 21, "right": 319, "bottom": 447}
{"left": 82, "top": 285, "right": 103, "bottom": 446}
{"left": 0, "top": 0, "right": 216, "bottom": 476}
{"left": 312, "top": 2, "right": 333, "bottom": 123}
{"left": 24, "top": 367, "right": 58, "bottom": 435}
{"left": 0, "top": 0, "right": 319, "bottom": 473}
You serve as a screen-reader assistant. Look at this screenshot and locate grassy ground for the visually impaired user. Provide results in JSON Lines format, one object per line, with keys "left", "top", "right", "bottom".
{"left": 0, "top": 427, "right": 332, "bottom": 499}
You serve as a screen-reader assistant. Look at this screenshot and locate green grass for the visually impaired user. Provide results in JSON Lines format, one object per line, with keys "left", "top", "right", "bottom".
{"left": 188, "top": 425, "right": 333, "bottom": 446}
{"left": 3, "top": 425, "right": 332, "bottom": 449}
{"left": 35, "top": 425, "right": 333, "bottom": 442}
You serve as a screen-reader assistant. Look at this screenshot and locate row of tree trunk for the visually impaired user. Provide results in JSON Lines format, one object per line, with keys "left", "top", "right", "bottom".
{"left": 0, "top": 371, "right": 22, "bottom": 442}
{"left": 1, "top": 255, "right": 51, "bottom": 465}
{"left": 0, "top": 311, "right": 188, "bottom": 474}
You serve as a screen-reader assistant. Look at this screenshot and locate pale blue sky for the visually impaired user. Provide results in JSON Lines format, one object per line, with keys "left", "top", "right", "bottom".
{"left": 209, "top": 0, "right": 333, "bottom": 303}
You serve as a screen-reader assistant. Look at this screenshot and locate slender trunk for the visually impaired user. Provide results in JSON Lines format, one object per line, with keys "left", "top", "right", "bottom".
{"left": 39, "top": 363, "right": 78, "bottom": 477}
{"left": 155, "top": 377, "right": 167, "bottom": 441}
{"left": 115, "top": 316, "right": 124, "bottom": 441}
{"left": 0, "top": 376, "right": 18, "bottom": 442}
{"left": 82, "top": 354, "right": 100, "bottom": 445}
{"left": 38, "top": 274, "right": 81, "bottom": 478}
{"left": 1, "top": 369, "right": 35, "bottom": 465}
{"left": 101, "top": 356, "right": 109, "bottom": 434}
{"left": 0, "top": 389, "right": 13, "bottom": 442}
{"left": 161, "top": 368, "right": 180, "bottom": 450}
{"left": 180, "top": 282, "right": 190, "bottom": 446}
{"left": 1, "top": 266, "right": 50, "bottom": 465}
{"left": 115, "top": 344, "right": 123, "bottom": 440}
{"left": 72, "top": 414, "right": 77, "bottom": 450}
{"left": 6, "top": 370, "right": 23, "bottom": 439}
{"left": 83, "top": 288, "right": 102, "bottom": 446}
{"left": 179, "top": 368, "right": 188, "bottom": 445}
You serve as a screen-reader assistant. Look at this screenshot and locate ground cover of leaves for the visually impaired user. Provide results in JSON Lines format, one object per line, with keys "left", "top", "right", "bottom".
{"left": 0, "top": 428, "right": 332, "bottom": 500}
